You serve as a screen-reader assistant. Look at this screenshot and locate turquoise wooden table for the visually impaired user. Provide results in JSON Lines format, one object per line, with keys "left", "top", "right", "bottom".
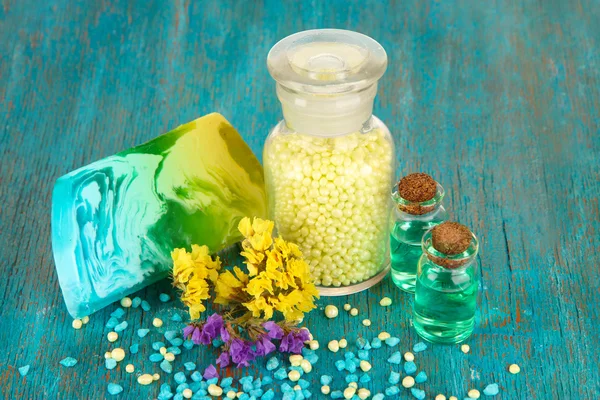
{"left": 1, "top": 0, "right": 599, "bottom": 399}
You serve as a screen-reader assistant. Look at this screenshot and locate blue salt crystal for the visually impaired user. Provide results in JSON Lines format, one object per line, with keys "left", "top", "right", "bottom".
{"left": 169, "top": 338, "right": 184, "bottom": 347}
{"left": 372, "top": 394, "right": 384, "bottom": 400}
{"left": 363, "top": 341, "right": 372, "bottom": 350}
{"left": 335, "top": 360, "right": 346, "bottom": 371}
{"left": 168, "top": 346, "right": 182, "bottom": 355}
{"left": 159, "top": 293, "right": 171, "bottom": 302}
{"left": 105, "top": 317, "right": 119, "bottom": 329}
{"left": 165, "top": 330, "right": 179, "bottom": 341}
{"left": 141, "top": 300, "right": 151, "bottom": 311}
{"left": 184, "top": 362, "right": 196, "bottom": 371}
{"left": 282, "top": 393, "right": 294, "bottom": 400}
{"left": 293, "top": 391, "right": 304, "bottom": 400}
{"left": 298, "top": 379, "right": 310, "bottom": 389}
{"left": 243, "top": 381, "right": 254, "bottom": 392}
{"left": 344, "top": 352, "right": 355, "bottom": 360}
{"left": 289, "top": 366, "right": 304, "bottom": 375}
{"left": 404, "top": 361, "right": 417, "bottom": 375}
{"left": 183, "top": 340, "right": 194, "bottom": 350}
{"left": 483, "top": 383, "right": 500, "bottom": 396}
{"left": 385, "top": 337, "right": 400, "bottom": 347}
{"left": 137, "top": 328, "right": 150, "bottom": 338}
{"left": 176, "top": 383, "right": 189, "bottom": 393}
{"left": 387, "top": 351, "right": 402, "bottom": 364}
{"left": 415, "top": 371, "right": 427, "bottom": 383}
{"left": 212, "top": 339, "right": 224, "bottom": 348}
{"left": 345, "top": 361, "right": 357, "bottom": 373}
{"left": 249, "top": 389, "right": 263, "bottom": 397}
{"left": 281, "top": 383, "right": 294, "bottom": 393}
{"left": 174, "top": 372, "right": 187, "bottom": 384}
{"left": 200, "top": 381, "right": 208, "bottom": 389}
{"left": 239, "top": 376, "right": 254, "bottom": 384}
{"left": 191, "top": 371, "right": 203, "bottom": 382}
{"left": 345, "top": 374, "right": 358, "bottom": 383}
{"left": 18, "top": 365, "right": 30, "bottom": 376}
{"left": 330, "top": 391, "right": 344, "bottom": 399}
{"left": 274, "top": 368, "right": 287, "bottom": 380}
{"left": 132, "top": 297, "right": 142, "bottom": 308}
{"left": 221, "top": 377, "right": 233, "bottom": 387}
{"left": 359, "top": 373, "right": 371, "bottom": 383}
{"left": 302, "top": 389, "right": 311, "bottom": 398}
{"left": 238, "top": 395, "right": 250, "bottom": 400}
{"left": 266, "top": 357, "right": 279, "bottom": 371}
{"left": 59, "top": 357, "right": 77, "bottom": 367}
{"left": 388, "top": 371, "right": 400, "bottom": 384}
{"left": 357, "top": 350, "right": 369, "bottom": 360}
{"left": 105, "top": 358, "right": 117, "bottom": 370}
{"left": 129, "top": 343, "right": 139, "bottom": 354}
{"left": 262, "top": 376, "right": 273, "bottom": 385}
{"left": 261, "top": 389, "right": 275, "bottom": 400}
{"left": 158, "top": 393, "right": 174, "bottom": 400}
{"left": 320, "top": 375, "right": 332, "bottom": 385}
{"left": 110, "top": 308, "right": 125, "bottom": 318}
{"left": 411, "top": 388, "right": 426, "bottom": 400}
{"left": 206, "top": 378, "right": 218, "bottom": 385}
{"left": 371, "top": 338, "right": 382, "bottom": 348}
{"left": 114, "top": 321, "right": 128, "bottom": 332}
{"left": 107, "top": 383, "right": 123, "bottom": 395}
{"left": 385, "top": 386, "right": 400, "bottom": 396}
{"left": 153, "top": 341, "right": 166, "bottom": 350}
{"left": 253, "top": 378, "right": 262, "bottom": 388}
{"left": 413, "top": 342, "right": 427, "bottom": 353}
{"left": 171, "top": 314, "right": 183, "bottom": 322}
{"left": 160, "top": 360, "right": 173, "bottom": 374}
{"left": 356, "top": 337, "right": 367, "bottom": 349}
{"left": 150, "top": 353, "right": 164, "bottom": 362}
{"left": 301, "top": 348, "right": 314, "bottom": 357}
{"left": 304, "top": 353, "right": 318, "bottom": 364}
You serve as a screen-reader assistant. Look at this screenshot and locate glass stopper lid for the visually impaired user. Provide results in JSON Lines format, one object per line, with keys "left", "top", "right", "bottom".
{"left": 267, "top": 29, "right": 387, "bottom": 95}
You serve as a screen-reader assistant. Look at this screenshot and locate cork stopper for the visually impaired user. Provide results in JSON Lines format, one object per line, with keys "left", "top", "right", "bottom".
{"left": 431, "top": 222, "right": 472, "bottom": 255}
{"left": 398, "top": 173, "right": 437, "bottom": 202}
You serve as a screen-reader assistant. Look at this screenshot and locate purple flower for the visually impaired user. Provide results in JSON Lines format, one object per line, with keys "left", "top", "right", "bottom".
{"left": 279, "top": 330, "right": 307, "bottom": 354}
{"left": 216, "top": 351, "right": 230, "bottom": 368}
{"left": 199, "top": 313, "right": 224, "bottom": 345}
{"left": 203, "top": 364, "right": 218, "bottom": 380}
{"left": 229, "top": 338, "right": 254, "bottom": 367}
{"left": 183, "top": 325, "right": 202, "bottom": 345}
{"left": 262, "top": 321, "right": 284, "bottom": 339}
{"left": 255, "top": 335, "right": 276, "bottom": 357}
{"left": 220, "top": 326, "right": 230, "bottom": 342}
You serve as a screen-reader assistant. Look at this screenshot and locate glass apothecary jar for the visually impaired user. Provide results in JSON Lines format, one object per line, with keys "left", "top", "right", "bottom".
{"left": 264, "top": 29, "right": 395, "bottom": 295}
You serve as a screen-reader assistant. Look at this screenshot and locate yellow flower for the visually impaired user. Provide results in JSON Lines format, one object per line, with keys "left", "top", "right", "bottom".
{"left": 244, "top": 274, "right": 274, "bottom": 298}
{"left": 243, "top": 296, "right": 275, "bottom": 319}
{"left": 238, "top": 217, "right": 254, "bottom": 238}
{"left": 248, "top": 231, "right": 273, "bottom": 252}
{"left": 274, "top": 237, "right": 302, "bottom": 259}
{"left": 214, "top": 266, "right": 248, "bottom": 304}
{"left": 171, "top": 248, "right": 195, "bottom": 286}
{"left": 251, "top": 218, "right": 274, "bottom": 236}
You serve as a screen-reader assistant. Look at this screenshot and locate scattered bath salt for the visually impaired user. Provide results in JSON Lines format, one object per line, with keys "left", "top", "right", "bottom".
{"left": 379, "top": 297, "right": 392, "bottom": 307}
{"left": 359, "top": 360, "right": 372, "bottom": 372}
{"left": 468, "top": 389, "right": 481, "bottom": 399}
{"left": 362, "top": 319, "right": 371, "bottom": 326}
{"left": 126, "top": 364, "right": 134, "bottom": 373}
{"left": 120, "top": 297, "right": 132, "bottom": 308}
{"left": 288, "top": 370, "right": 301, "bottom": 382}
{"left": 483, "top": 383, "right": 500, "bottom": 396}
{"left": 402, "top": 376, "right": 415, "bottom": 388}
{"left": 153, "top": 318, "right": 163, "bottom": 328}
{"left": 114, "top": 321, "right": 128, "bottom": 333}
{"left": 59, "top": 357, "right": 77, "bottom": 367}
{"left": 131, "top": 297, "right": 142, "bottom": 308}
{"left": 81, "top": 316, "right": 89, "bottom": 324}
{"left": 159, "top": 293, "right": 171, "bottom": 302}
{"left": 404, "top": 352, "right": 415, "bottom": 362}
{"left": 141, "top": 300, "right": 151, "bottom": 312}
{"left": 208, "top": 384, "right": 223, "bottom": 396}
{"left": 111, "top": 348, "right": 125, "bottom": 362}
{"left": 105, "top": 358, "right": 117, "bottom": 370}
{"left": 321, "top": 385, "right": 331, "bottom": 395}
{"left": 411, "top": 388, "right": 426, "bottom": 400}
{"left": 182, "top": 388, "right": 193, "bottom": 398}
{"left": 509, "top": 364, "right": 521, "bottom": 374}
{"left": 328, "top": 340, "right": 340, "bottom": 353}
{"left": 378, "top": 332, "right": 391, "bottom": 341}
{"left": 107, "top": 332, "right": 118, "bottom": 342}
{"left": 343, "top": 304, "right": 352, "bottom": 311}
{"left": 104, "top": 352, "right": 112, "bottom": 359}
{"left": 350, "top": 308, "right": 359, "bottom": 316}
{"left": 339, "top": 338, "right": 348, "bottom": 348}
{"left": 309, "top": 340, "right": 320, "bottom": 350}
{"left": 325, "top": 305, "right": 339, "bottom": 318}
{"left": 18, "top": 365, "right": 30, "bottom": 376}
{"left": 137, "top": 329, "right": 150, "bottom": 338}
{"left": 153, "top": 373, "right": 160, "bottom": 381}
{"left": 110, "top": 308, "right": 125, "bottom": 319}
{"left": 413, "top": 342, "right": 427, "bottom": 353}
{"left": 461, "top": 344, "right": 470, "bottom": 354}
{"left": 357, "top": 388, "right": 370, "bottom": 399}
{"left": 72, "top": 319, "right": 83, "bottom": 329}
{"left": 138, "top": 374, "right": 154, "bottom": 385}
{"left": 107, "top": 383, "right": 123, "bottom": 395}
{"left": 171, "top": 313, "right": 182, "bottom": 322}
{"left": 449, "top": 396, "right": 458, "bottom": 400}
{"left": 435, "top": 395, "right": 446, "bottom": 400}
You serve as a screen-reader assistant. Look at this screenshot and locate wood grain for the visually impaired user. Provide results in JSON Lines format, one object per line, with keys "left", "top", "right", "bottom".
{"left": 1, "top": 0, "right": 599, "bottom": 398}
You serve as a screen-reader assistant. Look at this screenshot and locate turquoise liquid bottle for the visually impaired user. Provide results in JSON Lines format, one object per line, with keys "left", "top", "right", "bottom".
{"left": 390, "top": 180, "right": 448, "bottom": 293}
{"left": 413, "top": 227, "right": 479, "bottom": 344}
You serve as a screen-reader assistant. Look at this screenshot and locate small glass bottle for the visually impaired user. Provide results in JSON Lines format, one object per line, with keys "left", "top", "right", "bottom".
{"left": 413, "top": 222, "right": 479, "bottom": 344}
{"left": 390, "top": 173, "right": 448, "bottom": 293}
{"left": 264, "top": 29, "right": 395, "bottom": 295}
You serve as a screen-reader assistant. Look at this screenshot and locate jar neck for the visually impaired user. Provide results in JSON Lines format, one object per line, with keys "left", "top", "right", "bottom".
{"left": 277, "top": 83, "right": 377, "bottom": 136}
